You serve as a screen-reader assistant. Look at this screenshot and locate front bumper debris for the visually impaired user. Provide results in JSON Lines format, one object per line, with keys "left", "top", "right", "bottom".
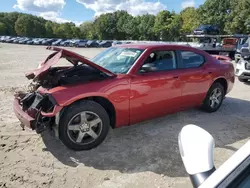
{"left": 13, "top": 90, "right": 62, "bottom": 133}
{"left": 13, "top": 98, "right": 35, "bottom": 129}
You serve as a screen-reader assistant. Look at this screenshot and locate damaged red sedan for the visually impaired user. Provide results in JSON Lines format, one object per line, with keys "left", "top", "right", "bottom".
{"left": 13, "top": 44, "right": 235, "bottom": 150}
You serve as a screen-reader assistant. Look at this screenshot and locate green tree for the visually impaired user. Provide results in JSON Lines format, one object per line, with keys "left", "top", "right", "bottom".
{"left": 0, "top": 22, "right": 7, "bottom": 35}
{"left": 80, "top": 21, "right": 97, "bottom": 39}
{"left": 123, "top": 17, "right": 139, "bottom": 40}
{"left": 15, "top": 15, "right": 46, "bottom": 37}
{"left": 197, "top": 0, "right": 233, "bottom": 34}
{"left": 94, "top": 13, "right": 118, "bottom": 39}
{"left": 154, "top": 10, "right": 180, "bottom": 41}
{"left": 115, "top": 11, "right": 133, "bottom": 40}
{"left": 168, "top": 14, "right": 182, "bottom": 41}
{"left": 45, "top": 21, "right": 54, "bottom": 37}
{"left": 224, "top": 0, "right": 250, "bottom": 34}
{"left": 137, "top": 14, "right": 156, "bottom": 40}
{"left": 180, "top": 7, "right": 199, "bottom": 35}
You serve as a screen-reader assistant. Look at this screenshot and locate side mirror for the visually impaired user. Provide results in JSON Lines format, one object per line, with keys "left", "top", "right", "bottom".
{"left": 178, "top": 125, "right": 215, "bottom": 188}
{"left": 140, "top": 63, "right": 157, "bottom": 73}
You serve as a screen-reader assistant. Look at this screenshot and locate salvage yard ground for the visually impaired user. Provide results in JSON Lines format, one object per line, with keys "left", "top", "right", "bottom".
{"left": 0, "top": 43, "right": 249, "bottom": 188}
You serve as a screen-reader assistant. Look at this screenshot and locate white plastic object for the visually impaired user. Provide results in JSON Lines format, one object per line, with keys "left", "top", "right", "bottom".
{"left": 178, "top": 124, "right": 215, "bottom": 175}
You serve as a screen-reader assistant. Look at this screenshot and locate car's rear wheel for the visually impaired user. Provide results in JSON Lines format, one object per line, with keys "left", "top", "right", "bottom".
{"left": 59, "top": 100, "right": 110, "bottom": 151}
{"left": 238, "top": 78, "right": 248, "bottom": 82}
{"left": 202, "top": 83, "right": 225, "bottom": 113}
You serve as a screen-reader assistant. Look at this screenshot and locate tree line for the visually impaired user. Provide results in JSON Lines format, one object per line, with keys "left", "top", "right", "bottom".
{"left": 0, "top": 0, "right": 250, "bottom": 41}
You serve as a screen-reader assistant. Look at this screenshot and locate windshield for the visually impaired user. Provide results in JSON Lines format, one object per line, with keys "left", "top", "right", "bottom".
{"left": 91, "top": 47, "right": 144, "bottom": 74}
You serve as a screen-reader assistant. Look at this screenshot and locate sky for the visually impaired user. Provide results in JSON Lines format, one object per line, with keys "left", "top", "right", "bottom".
{"left": 0, "top": 0, "right": 205, "bottom": 26}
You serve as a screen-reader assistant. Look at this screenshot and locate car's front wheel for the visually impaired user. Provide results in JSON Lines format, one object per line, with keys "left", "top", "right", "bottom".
{"left": 59, "top": 100, "right": 110, "bottom": 151}
{"left": 202, "top": 83, "right": 225, "bottom": 113}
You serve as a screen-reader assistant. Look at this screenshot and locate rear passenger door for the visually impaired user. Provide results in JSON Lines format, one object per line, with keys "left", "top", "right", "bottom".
{"left": 177, "top": 50, "right": 212, "bottom": 107}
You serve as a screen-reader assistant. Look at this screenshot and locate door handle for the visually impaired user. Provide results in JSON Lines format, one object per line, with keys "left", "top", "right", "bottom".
{"left": 173, "top": 75, "right": 179, "bottom": 79}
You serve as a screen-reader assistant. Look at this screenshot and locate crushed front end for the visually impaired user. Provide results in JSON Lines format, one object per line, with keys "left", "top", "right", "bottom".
{"left": 13, "top": 46, "right": 114, "bottom": 134}
{"left": 13, "top": 88, "right": 62, "bottom": 133}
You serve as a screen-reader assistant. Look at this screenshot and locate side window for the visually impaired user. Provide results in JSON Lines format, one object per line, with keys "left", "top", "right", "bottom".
{"left": 180, "top": 51, "right": 205, "bottom": 68}
{"left": 140, "top": 51, "right": 177, "bottom": 72}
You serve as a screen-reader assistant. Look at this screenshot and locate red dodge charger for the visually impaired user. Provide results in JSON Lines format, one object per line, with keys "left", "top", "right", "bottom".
{"left": 13, "top": 44, "right": 235, "bottom": 150}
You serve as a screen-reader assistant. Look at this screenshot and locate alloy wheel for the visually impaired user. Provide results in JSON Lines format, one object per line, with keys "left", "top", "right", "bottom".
{"left": 67, "top": 111, "right": 103, "bottom": 145}
{"left": 209, "top": 88, "right": 223, "bottom": 109}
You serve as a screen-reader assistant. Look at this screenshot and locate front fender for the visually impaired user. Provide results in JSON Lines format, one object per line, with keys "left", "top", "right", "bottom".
{"left": 51, "top": 91, "right": 110, "bottom": 107}
{"left": 43, "top": 77, "right": 131, "bottom": 127}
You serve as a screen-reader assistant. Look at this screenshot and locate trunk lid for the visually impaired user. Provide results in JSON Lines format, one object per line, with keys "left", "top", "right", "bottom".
{"left": 25, "top": 46, "right": 116, "bottom": 79}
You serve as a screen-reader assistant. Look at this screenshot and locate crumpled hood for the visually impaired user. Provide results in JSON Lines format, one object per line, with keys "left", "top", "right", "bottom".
{"left": 25, "top": 46, "right": 116, "bottom": 80}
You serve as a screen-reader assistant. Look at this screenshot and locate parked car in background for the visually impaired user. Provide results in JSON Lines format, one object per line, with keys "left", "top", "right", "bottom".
{"left": 86, "top": 40, "right": 99, "bottom": 47}
{"left": 19, "top": 38, "right": 31, "bottom": 44}
{"left": 52, "top": 39, "right": 64, "bottom": 46}
{"left": 33, "top": 38, "right": 44, "bottom": 45}
{"left": 5, "top": 37, "right": 16, "bottom": 43}
{"left": 96, "top": 40, "right": 102, "bottom": 45}
{"left": 194, "top": 25, "right": 220, "bottom": 35}
{"left": 74, "top": 39, "right": 88, "bottom": 47}
{"left": 0, "top": 36, "right": 10, "bottom": 42}
{"left": 99, "top": 41, "right": 112, "bottom": 48}
{"left": 41, "top": 39, "right": 57, "bottom": 46}
{"left": 123, "top": 41, "right": 132, "bottom": 44}
{"left": 60, "top": 39, "right": 72, "bottom": 46}
{"left": 13, "top": 37, "right": 22, "bottom": 43}
{"left": 26, "top": 38, "right": 37, "bottom": 45}
{"left": 179, "top": 124, "right": 250, "bottom": 188}
{"left": 69, "top": 39, "right": 78, "bottom": 47}
{"left": 13, "top": 44, "right": 234, "bottom": 150}
{"left": 112, "top": 41, "right": 123, "bottom": 46}
{"left": 235, "top": 37, "right": 249, "bottom": 63}
{"left": 235, "top": 44, "right": 250, "bottom": 83}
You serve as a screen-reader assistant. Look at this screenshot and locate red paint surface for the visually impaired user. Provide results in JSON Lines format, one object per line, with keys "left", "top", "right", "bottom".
{"left": 16, "top": 44, "right": 235, "bottom": 129}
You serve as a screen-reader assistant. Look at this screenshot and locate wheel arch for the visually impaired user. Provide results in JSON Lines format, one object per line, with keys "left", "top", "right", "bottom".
{"left": 59, "top": 96, "right": 116, "bottom": 129}
{"left": 212, "top": 77, "right": 228, "bottom": 94}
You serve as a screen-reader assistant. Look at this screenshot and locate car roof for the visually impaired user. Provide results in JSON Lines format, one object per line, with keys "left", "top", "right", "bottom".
{"left": 115, "top": 43, "right": 196, "bottom": 50}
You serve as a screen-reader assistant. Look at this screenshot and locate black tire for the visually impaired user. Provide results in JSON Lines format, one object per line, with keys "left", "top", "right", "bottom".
{"left": 238, "top": 78, "right": 248, "bottom": 83}
{"left": 59, "top": 100, "right": 110, "bottom": 151}
{"left": 202, "top": 82, "right": 225, "bottom": 113}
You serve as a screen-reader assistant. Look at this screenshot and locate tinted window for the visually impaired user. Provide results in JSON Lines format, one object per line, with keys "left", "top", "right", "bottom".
{"left": 220, "top": 157, "right": 250, "bottom": 188}
{"left": 180, "top": 51, "right": 205, "bottom": 68}
{"left": 237, "top": 174, "right": 250, "bottom": 188}
{"left": 226, "top": 167, "right": 250, "bottom": 188}
{"left": 141, "top": 51, "right": 177, "bottom": 72}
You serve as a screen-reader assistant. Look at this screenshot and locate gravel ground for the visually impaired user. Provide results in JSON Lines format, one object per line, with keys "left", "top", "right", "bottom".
{"left": 0, "top": 43, "right": 249, "bottom": 188}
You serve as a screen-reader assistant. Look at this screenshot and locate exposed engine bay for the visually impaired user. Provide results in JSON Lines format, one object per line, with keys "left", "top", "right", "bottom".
{"left": 26, "top": 53, "right": 109, "bottom": 91}
{"left": 14, "top": 48, "right": 112, "bottom": 133}
{"left": 27, "top": 64, "right": 108, "bottom": 91}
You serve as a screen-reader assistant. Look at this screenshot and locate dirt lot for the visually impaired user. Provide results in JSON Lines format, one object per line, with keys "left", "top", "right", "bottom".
{"left": 0, "top": 43, "right": 249, "bottom": 188}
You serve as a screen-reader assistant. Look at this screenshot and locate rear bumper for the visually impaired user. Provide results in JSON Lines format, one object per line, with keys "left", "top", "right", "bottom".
{"left": 13, "top": 98, "right": 35, "bottom": 129}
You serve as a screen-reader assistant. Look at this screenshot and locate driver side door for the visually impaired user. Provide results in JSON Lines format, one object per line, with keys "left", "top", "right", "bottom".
{"left": 129, "top": 50, "right": 183, "bottom": 125}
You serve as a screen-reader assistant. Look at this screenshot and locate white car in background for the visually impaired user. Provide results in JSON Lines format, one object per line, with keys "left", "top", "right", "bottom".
{"left": 74, "top": 39, "right": 88, "bottom": 47}
{"left": 179, "top": 125, "right": 250, "bottom": 188}
{"left": 235, "top": 48, "right": 250, "bottom": 83}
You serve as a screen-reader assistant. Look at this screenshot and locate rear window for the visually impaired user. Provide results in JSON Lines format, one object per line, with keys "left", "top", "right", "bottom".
{"left": 180, "top": 51, "right": 205, "bottom": 68}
